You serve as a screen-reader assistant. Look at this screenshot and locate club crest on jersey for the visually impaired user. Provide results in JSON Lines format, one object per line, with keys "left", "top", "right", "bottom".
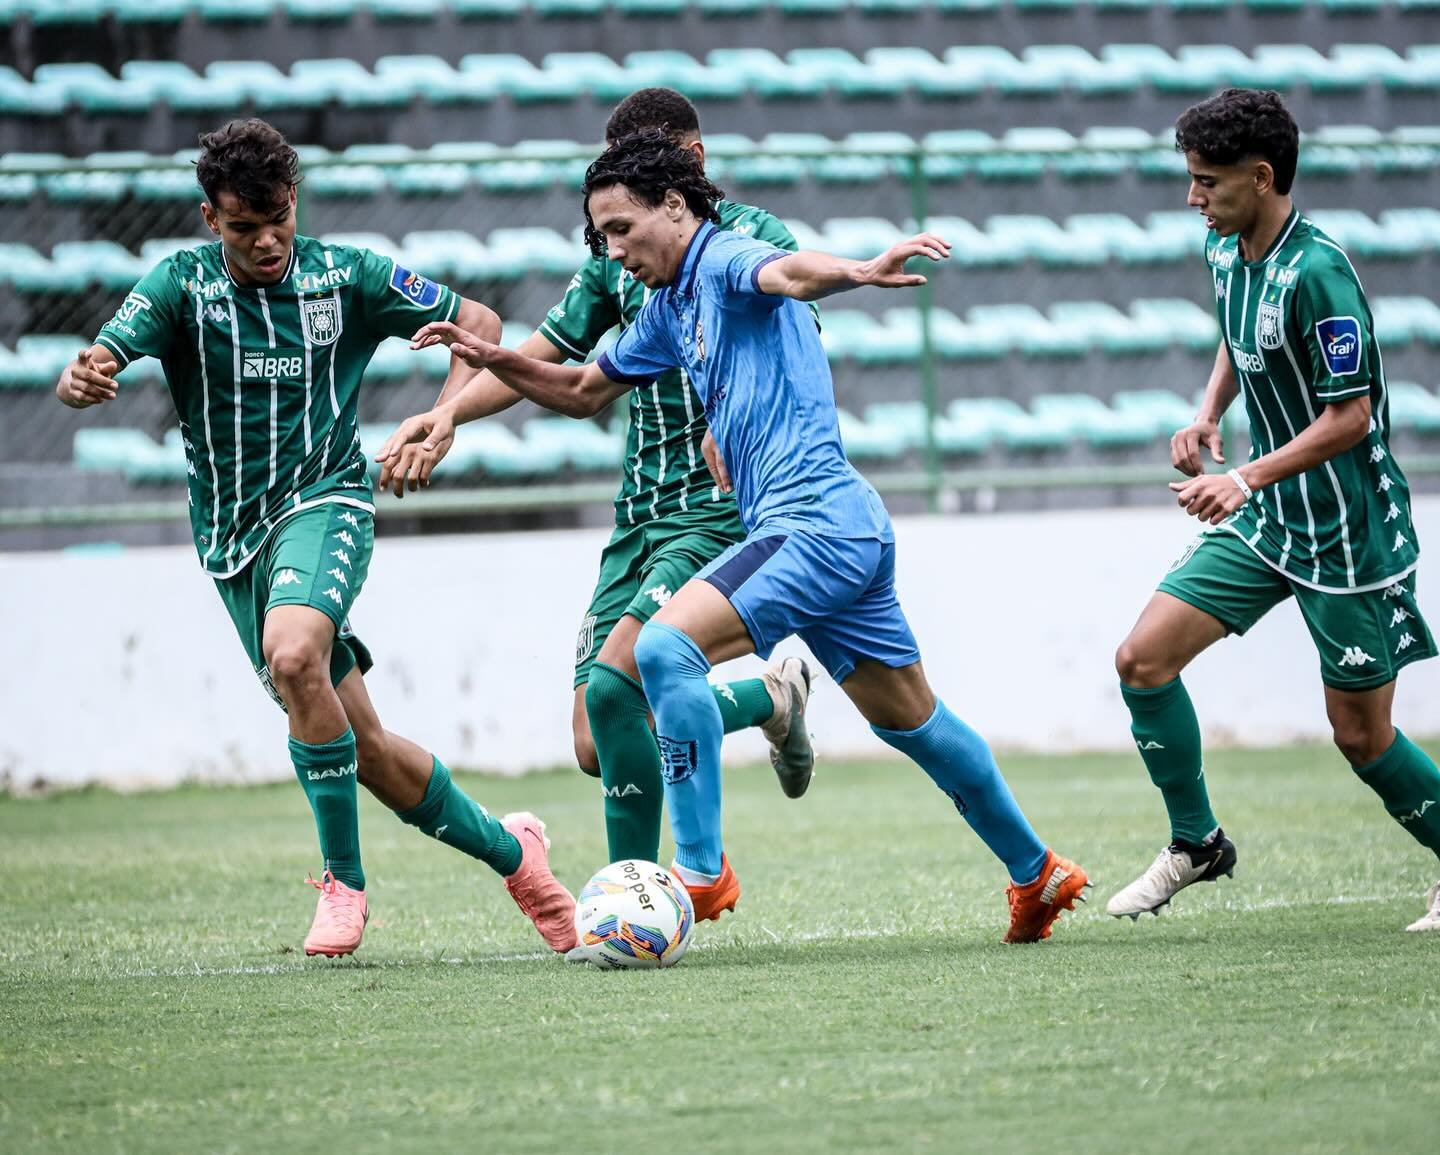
{"left": 1316, "top": 315, "right": 1361, "bottom": 376}
{"left": 300, "top": 295, "right": 342, "bottom": 347}
{"left": 1257, "top": 302, "right": 1284, "bottom": 350}
{"left": 389, "top": 264, "right": 442, "bottom": 309}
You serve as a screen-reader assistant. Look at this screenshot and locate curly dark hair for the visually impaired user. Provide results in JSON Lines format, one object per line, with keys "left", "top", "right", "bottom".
{"left": 604, "top": 87, "right": 701, "bottom": 145}
{"left": 1175, "top": 88, "right": 1299, "bottom": 195}
{"left": 195, "top": 119, "right": 301, "bottom": 212}
{"left": 581, "top": 128, "right": 724, "bottom": 259}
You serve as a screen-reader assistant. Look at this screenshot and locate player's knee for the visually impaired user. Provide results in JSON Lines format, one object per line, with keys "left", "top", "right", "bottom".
{"left": 264, "top": 639, "right": 328, "bottom": 695}
{"left": 632, "top": 622, "right": 678, "bottom": 687}
{"left": 1331, "top": 718, "right": 1389, "bottom": 768}
{"left": 1115, "top": 636, "right": 1168, "bottom": 687}
{"left": 573, "top": 731, "right": 599, "bottom": 778}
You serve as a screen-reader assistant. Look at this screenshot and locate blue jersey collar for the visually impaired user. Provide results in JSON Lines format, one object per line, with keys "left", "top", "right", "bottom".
{"left": 675, "top": 219, "right": 718, "bottom": 299}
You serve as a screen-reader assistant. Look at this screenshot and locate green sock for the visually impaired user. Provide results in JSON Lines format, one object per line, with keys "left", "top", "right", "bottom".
{"left": 1121, "top": 678, "right": 1219, "bottom": 847}
{"left": 290, "top": 728, "right": 364, "bottom": 890}
{"left": 1353, "top": 730, "right": 1440, "bottom": 861}
{"left": 396, "top": 757, "right": 522, "bottom": 876}
{"left": 587, "top": 662, "right": 664, "bottom": 863}
{"left": 711, "top": 677, "right": 774, "bottom": 733}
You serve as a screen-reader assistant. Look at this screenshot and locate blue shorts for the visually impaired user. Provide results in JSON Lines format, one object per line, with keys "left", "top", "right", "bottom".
{"left": 698, "top": 530, "right": 921, "bottom": 683}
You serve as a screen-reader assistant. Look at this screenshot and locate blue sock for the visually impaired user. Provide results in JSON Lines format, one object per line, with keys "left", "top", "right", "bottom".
{"left": 634, "top": 621, "right": 725, "bottom": 877}
{"left": 873, "top": 701, "right": 1048, "bottom": 885}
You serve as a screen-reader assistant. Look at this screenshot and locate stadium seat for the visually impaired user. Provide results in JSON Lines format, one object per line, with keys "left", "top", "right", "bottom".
{"left": 32, "top": 63, "right": 150, "bottom": 112}
{"left": 460, "top": 53, "right": 584, "bottom": 102}
{"left": 291, "top": 59, "right": 412, "bottom": 107}
{"left": 985, "top": 215, "right": 1109, "bottom": 266}
{"left": 1111, "top": 390, "right": 1198, "bottom": 436}
{"left": 374, "top": 56, "right": 495, "bottom": 104}
{"left": 864, "top": 48, "right": 983, "bottom": 98}
{"left": 1130, "top": 299, "right": 1221, "bottom": 352}
{"left": 1031, "top": 393, "right": 1157, "bottom": 448}
{"left": 1049, "top": 300, "right": 1171, "bottom": 356}
{"left": 1383, "top": 381, "right": 1440, "bottom": 434}
{"left": 705, "top": 49, "right": 826, "bottom": 98}
{"left": 948, "top": 398, "right": 1071, "bottom": 452}
{"left": 837, "top": 409, "right": 907, "bottom": 461}
{"left": 521, "top": 417, "right": 622, "bottom": 470}
{"left": 622, "top": 52, "right": 744, "bottom": 100}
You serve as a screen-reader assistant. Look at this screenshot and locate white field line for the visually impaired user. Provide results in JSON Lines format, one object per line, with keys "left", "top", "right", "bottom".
{"left": 108, "top": 893, "right": 1409, "bottom": 979}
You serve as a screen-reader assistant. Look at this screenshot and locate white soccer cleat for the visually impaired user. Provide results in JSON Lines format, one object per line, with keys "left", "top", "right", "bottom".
{"left": 1106, "top": 831, "right": 1237, "bottom": 919}
{"left": 760, "top": 656, "right": 815, "bottom": 799}
{"left": 1404, "top": 881, "right": 1440, "bottom": 932}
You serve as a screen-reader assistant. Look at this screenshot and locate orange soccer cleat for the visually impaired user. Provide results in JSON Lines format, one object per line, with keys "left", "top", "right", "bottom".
{"left": 677, "top": 854, "right": 742, "bottom": 922}
{"left": 1003, "top": 849, "right": 1090, "bottom": 944}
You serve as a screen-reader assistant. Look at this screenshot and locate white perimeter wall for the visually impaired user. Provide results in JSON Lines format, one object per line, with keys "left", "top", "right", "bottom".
{"left": 5, "top": 501, "right": 1440, "bottom": 788}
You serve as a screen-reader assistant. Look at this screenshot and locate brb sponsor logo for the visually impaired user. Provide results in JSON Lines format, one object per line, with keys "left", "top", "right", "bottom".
{"left": 1231, "top": 345, "right": 1266, "bottom": 374}
{"left": 242, "top": 348, "right": 305, "bottom": 379}
{"left": 1317, "top": 315, "right": 1361, "bottom": 376}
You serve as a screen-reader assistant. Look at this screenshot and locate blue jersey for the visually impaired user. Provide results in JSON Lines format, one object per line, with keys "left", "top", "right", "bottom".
{"left": 597, "top": 222, "right": 893, "bottom": 543}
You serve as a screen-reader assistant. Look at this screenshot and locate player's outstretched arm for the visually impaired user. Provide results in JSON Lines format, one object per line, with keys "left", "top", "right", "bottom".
{"left": 412, "top": 320, "right": 628, "bottom": 418}
{"left": 56, "top": 345, "right": 121, "bottom": 409}
{"left": 756, "top": 233, "right": 951, "bottom": 301}
{"left": 1171, "top": 341, "right": 1240, "bottom": 476}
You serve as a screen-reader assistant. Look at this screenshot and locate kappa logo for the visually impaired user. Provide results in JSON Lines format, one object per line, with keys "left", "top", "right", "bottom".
{"left": 242, "top": 349, "right": 304, "bottom": 380}
{"left": 337, "top": 511, "right": 360, "bottom": 529}
{"left": 1393, "top": 530, "right": 1410, "bottom": 552}
{"left": 1384, "top": 582, "right": 1407, "bottom": 599}
{"left": 716, "top": 683, "right": 738, "bottom": 707}
{"left": 300, "top": 295, "right": 342, "bottom": 347}
{"left": 1337, "top": 646, "right": 1376, "bottom": 667}
{"left": 1395, "top": 799, "right": 1435, "bottom": 824}
{"left": 333, "top": 529, "right": 356, "bottom": 548}
{"left": 331, "top": 548, "right": 351, "bottom": 567}
{"left": 1370, "top": 444, "right": 1387, "bottom": 464}
{"left": 431, "top": 824, "right": 449, "bottom": 839}
{"left": 1256, "top": 301, "right": 1284, "bottom": 350}
{"left": 306, "top": 760, "right": 357, "bottom": 781}
{"left": 327, "top": 567, "right": 349, "bottom": 587}
{"left": 273, "top": 568, "right": 302, "bottom": 589}
{"left": 1385, "top": 502, "right": 1402, "bottom": 523}
{"left": 206, "top": 303, "right": 230, "bottom": 326}
{"left": 1396, "top": 632, "right": 1417, "bottom": 654}
{"left": 322, "top": 587, "right": 344, "bottom": 605}
{"left": 1391, "top": 607, "right": 1413, "bottom": 627}
{"left": 601, "top": 783, "right": 643, "bottom": 798}
{"left": 645, "top": 583, "right": 673, "bottom": 607}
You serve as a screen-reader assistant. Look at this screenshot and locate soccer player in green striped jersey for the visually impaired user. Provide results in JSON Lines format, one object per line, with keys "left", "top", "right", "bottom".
{"left": 55, "top": 119, "right": 579, "bottom": 958}
{"left": 377, "top": 90, "right": 816, "bottom": 868}
{"left": 1108, "top": 90, "right": 1440, "bottom": 932}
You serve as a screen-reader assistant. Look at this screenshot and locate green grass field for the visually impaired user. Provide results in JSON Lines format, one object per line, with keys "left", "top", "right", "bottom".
{"left": 3, "top": 745, "right": 1438, "bottom": 1154}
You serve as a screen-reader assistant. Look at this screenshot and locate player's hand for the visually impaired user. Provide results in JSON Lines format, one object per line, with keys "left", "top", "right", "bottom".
{"left": 701, "top": 429, "right": 732, "bottom": 494}
{"left": 375, "top": 409, "right": 456, "bottom": 498}
{"left": 1169, "top": 472, "right": 1247, "bottom": 525}
{"left": 411, "top": 320, "right": 497, "bottom": 369}
{"left": 856, "top": 233, "right": 951, "bottom": 289}
{"left": 57, "top": 347, "right": 119, "bottom": 408}
{"left": 1171, "top": 419, "right": 1224, "bottom": 477}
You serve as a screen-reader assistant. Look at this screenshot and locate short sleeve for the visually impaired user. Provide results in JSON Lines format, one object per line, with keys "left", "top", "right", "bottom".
{"left": 354, "top": 249, "right": 460, "bottom": 339}
{"left": 716, "top": 236, "right": 789, "bottom": 305}
{"left": 1294, "top": 258, "right": 1373, "bottom": 403}
{"left": 538, "top": 258, "right": 621, "bottom": 361}
{"left": 595, "top": 294, "right": 678, "bottom": 386}
{"left": 95, "top": 259, "right": 183, "bottom": 366}
{"left": 744, "top": 210, "right": 821, "bottom": 329}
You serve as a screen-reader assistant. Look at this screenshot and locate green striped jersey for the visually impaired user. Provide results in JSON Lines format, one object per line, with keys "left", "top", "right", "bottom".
{"left": 96, "top": 236, "right": 459, "bottom": 578}
{"left": 1207, "top": 206, "right": 1417, "bottom": 592}
{"left": 539, "top": 199, "right": 805, "bottom": 527}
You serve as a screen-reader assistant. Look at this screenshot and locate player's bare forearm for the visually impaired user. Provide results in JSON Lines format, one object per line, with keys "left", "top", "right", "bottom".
{"left": 436, "top": 297, "right": 502, "bottom": 403}
{"left": 440, "top": 331, "right": 568, "bottom": 422}
{"left": 757, "top": 233, "right": 951, "bottom": 301}
{"left": 480, "top": 347, "right": 624, "bottom": 418}
{"left": 1196, "top": 342, "right": 1241, "bottom": 424}
{"left": 1237, "top": 394, "right": 1372, "bottom": 491}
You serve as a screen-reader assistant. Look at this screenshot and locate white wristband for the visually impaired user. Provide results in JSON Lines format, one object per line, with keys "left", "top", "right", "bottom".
{"left": 1227, "top": 468, "right": 1254, "bottom": 501}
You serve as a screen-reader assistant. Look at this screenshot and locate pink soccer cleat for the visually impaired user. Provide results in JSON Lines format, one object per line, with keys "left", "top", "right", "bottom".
{"left": 303, "top": 871, "right": 368, "bottom": 957}
{"left": 501, "top": 812, "right": 578, "bottom": 953}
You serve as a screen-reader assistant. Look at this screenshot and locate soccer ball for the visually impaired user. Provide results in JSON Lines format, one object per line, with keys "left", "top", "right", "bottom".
{"left": 573, "top": 859, "right": 695, "bottom": 969}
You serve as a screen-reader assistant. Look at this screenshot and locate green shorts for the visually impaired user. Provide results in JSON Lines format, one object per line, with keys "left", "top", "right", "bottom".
{"left": 213, "top": 501, "right": 375, "bottom": 710}
{"left": 574, "top": 505, "right": 747, "bottom": 687}
{"left": 1158, "top": 529, "right": 1436, "bottom": 691}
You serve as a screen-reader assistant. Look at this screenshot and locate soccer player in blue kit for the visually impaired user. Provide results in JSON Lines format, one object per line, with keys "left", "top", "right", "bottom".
{"left": 410, "top": 129, "right": 1090, "bottom": 943}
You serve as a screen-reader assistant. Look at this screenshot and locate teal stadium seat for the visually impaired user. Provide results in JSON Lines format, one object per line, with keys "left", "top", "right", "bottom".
{"left": 1022, "top": 46, "right": 1141, "bottom": 95}
{"left": 121, "top": 61, "right": 248, "bottom": 111}
{"left": 705, "top": 49, "right": 826, "bottom": 99}
{"left": 1382, "top": 382, "right": 1440, "bottom": 435}
{"left": 486, "top": 227, "right": 588, "bottom": 277}
{"left": 621, "top": 52, "right": 744, "bottom": 101}
{"left": 73, "top": 428, "right": 170, "bottom": 473}
{"left": 985, "top": 214, "right": 1108, "bottom": 266}
{"left": 1031, "top": 394, "right": 1157, "bottom": 449}
{"left": 0, "top": 66, "right": 63, "bottom": 115}
{"left": 522, "top": 417, "right": 622, "bottom": 471}
{"left": 1131, "top": 299, "right": 1222, "bottom": 352}
{"left": 944, "top": 46, "right": 1061, "bottom": 95}
{"left": 459, "top": 54, "right": 581, "bottom": 102}
{"left": 206, "top": 61, "right": 328, "bottom": 109}
{"left": 290, "top": 59, "right": 412, "bottom": 107}
{"left": 923, "top": 216, "right": 1025, "bottom": 267}
{"left": 786, "top": 48, "right": 904, "bottom": 98}
{"left": 864, "top": 48, "right": 983, "bottom": 98}
{"left": 1048, "top": 300, "right": 1171, "bottom": 356}
{"left": 196, "top": 0, "right": 279, "bottom": 22}
{"left": 948, "top": 398, "right": 1072, "bottom": 452}
{"left": 32, "top": 62, "right": 150, "bottom": 112}
{"left": 374, "top": 56, "right": 495, "bottom": 104}
{"left": 50, "top": 241, "right": 147, "bottom": 290}
{"left": 1111, "top": 390, "right": 1199, "bottom": 436}
{"left": 836, "top": 410, "right": 907, "bottom": 462}
{"left": 819, "top": 218, "right": 904, "bottom": 260}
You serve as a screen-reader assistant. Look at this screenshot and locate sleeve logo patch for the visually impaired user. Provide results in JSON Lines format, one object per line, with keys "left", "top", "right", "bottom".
{"left": 388, "top": 264, "right": 442, "bottom": 309}
{"left": 114, "top": 292, "right": 152, "bottom": 324}
{"left": 1316, "top": 315, "right": 1361, "bottom": 376}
